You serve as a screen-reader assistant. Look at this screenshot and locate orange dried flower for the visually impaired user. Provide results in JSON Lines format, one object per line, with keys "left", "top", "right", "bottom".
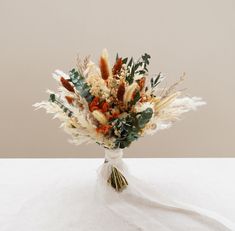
{"left": 96, "top": 124, "right": 111, "bottom": 134}
{"left": 89, "top": 97, "right": 100, "bottom": 112}
{"left": 101, "top": 101, "right": 109, "bottom": 113}
{"left": 65, "top": 96, "right": 74, "bottom": 104}
{"left": 99, "top": 57, "right": 110, "bottom": 80}
{"left": 90, "top": 106, "right": 99, "bottom": 112}
{"left": 60, "top": 77, "right": 75, "bottom": 93}
{"left": 112, "top": 58, "right": 122, "bottom": 75}
{"left": 108, "top": 112, "right": 120, "bottom": 120}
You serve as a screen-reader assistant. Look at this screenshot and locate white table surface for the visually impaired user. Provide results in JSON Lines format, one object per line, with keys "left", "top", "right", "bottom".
{"left": 0, "top": 158, "right": 234, "bottom": 230}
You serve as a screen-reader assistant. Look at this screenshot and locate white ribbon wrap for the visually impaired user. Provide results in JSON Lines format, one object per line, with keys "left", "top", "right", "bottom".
{"left": 104, "top": 149, "right": 123, "bottom": 163}
{"left": 98, "top": 149, "right": 128, "bottom": 190}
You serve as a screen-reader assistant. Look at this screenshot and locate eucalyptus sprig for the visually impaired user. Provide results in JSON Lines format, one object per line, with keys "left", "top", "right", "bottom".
{"left": 145, "top": 72, "right": 163, "bottom": 94}
{"left": 122, "top": 53, "right": 151, "bottom": 84}
{"left": 69, "top": 68, "right": 94, "bottom": 103}
{"left": 112, "top": 107, "right": 153, "bottom": 149}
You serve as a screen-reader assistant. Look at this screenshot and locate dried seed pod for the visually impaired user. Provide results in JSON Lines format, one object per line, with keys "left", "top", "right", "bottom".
{"left": 117, "top": 82, "right": 125, "bottom": 101}
{"left": 112, "top": 57, "right": 122, "bottom": 76}
{"left": 60, "top": 77, "right": 75, "bottom": 92}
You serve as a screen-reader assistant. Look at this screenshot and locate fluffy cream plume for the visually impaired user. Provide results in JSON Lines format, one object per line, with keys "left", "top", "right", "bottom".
{"left": 52, "top": 69, "right": 70, "bottom": 81}
{"left": 86, "top": 73, "right": 110, "bottom": 100}
{"left": 34, "top": 101, "right": 97, "bottom": 146}
{"left": 154, "top": 92, "right": 181, "bottom": 112}
{"left": 99, "top": 49, "right": 112, "bottom": 80}
{"left": 92, "top": 110, "right": 108, "bottom": 125}
{"left": 33, "top": 92, "right": 97, "bottom": 146}
{"left": 144, "top": 96, "right": 206, "bottom": 135}
{"left": 83, "top": 61, "right": 100, "bottom": 78}
{"left": 123, "top": 82, "right": 139, "bottom": 105}
{"left": 76, "top": 55, "right": 90, "bottom": 74}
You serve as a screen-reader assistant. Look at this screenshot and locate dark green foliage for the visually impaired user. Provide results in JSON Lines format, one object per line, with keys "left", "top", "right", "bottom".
{"left": 112, "top": 115, "right": 139, "bottom": 149}
{"left": 136, "top": 108, "right": 153, "bottom": 129}
{"left": 125, "top": 53, "right": 151, "bottom": 85}
{"left": 141, "top": 53, "right": 151, "bottom": 66}
{"left": 150, "top": 72, "right": 162, "bottom": 89}
{"left": 147, "top": 72, "right": 163, "bottom": 94}
{"left": 130, "top": 91, "right": 141, "bottom": 106}
{"left": 115, "top": 53, "right": 119, "bottom": 61}
{"left": 122, "top": 57, "right": 128, "bottom": 64}
{"left": 49, "top": 93, "right": 74, "bottom": 117}
{"left": 69, "top": 68, "right": 94, "bottom": 103}
{"left": 127, "top": 57, "right": 133, "bottom": 68}
{"left": 49, "top": 93, "right": 56, "bottom": 102}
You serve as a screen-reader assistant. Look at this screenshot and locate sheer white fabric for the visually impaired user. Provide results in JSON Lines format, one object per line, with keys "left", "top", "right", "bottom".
{"left": 0, "top": 157, "right": 234, "bottom": 231}
{"left": 96, "top": 150, "right": 235, "bottom": 231}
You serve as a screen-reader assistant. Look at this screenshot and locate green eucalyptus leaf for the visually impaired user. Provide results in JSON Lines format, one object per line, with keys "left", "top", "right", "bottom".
{"left": 131, "top": 91, "right": 141, "bottom": 106}
{"left": 151, "top": 78, "right": 154, "bottom": 87}
{"left": 122, "top": 57, "right": 128, "bottom": 64}
{"left": 49, "top": 94, "right": 56, "bottom": 102}
{"left": 69, "top": 69, "right": 93, "bottom": 103}
{"left": 127, "top": 57, "right": 133, "bottom": 67}
{"left": 137, "top": 108, "right": 153, "bottom": 128}
{"left": 116, "top": 53, "right": 119, "bottom": 61}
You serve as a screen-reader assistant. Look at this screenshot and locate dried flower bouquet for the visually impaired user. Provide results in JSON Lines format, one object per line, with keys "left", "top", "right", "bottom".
{"left": 34, "top": 49, "right": 205, "bottom": 191}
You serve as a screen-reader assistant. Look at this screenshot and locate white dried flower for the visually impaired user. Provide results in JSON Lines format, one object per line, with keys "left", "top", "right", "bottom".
{"left": 92, "top": 110, "right": 108, "bottom": 125}
{"left": 86, "top": 74, "right": 110, "bottom": 99}
{"left": 123, "top": 82, "right": 139, "bottom": 105}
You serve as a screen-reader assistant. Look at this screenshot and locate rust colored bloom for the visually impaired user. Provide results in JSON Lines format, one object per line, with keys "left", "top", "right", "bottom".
{"left": 60, "top": 77, "right": 75, "bottom": 93}
{"left": 65, "top": 96, "right": 74, "bottom": 104}
{"left": 101, "top": 101, "right": 109, "bottom": 113}
{"left": 99, "top": 57, "right": 110, "bottom": 80}
{"left": 117, "top": 82, "right": 125, "bottom": 101}
{"left": 96, "top": 124, "right": 111, "bottom": 134}
{"left": 89, "top": 97, "right": 100, "bottom": 112}
{"left": 112, "top": 57, "right": 122, "bottom": 76}
{"left": 108, "top": 112, "right": 120, "bottom": 120}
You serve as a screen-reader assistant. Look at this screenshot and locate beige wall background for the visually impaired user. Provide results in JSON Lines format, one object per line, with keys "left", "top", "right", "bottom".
{"left": 0, "top": 0, "right": 234, "bottom": 157}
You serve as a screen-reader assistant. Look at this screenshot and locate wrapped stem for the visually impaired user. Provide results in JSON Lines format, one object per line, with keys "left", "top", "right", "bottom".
{"left": 107, "top": 166, "right": 128, "bottom": 192}
{"left": 103, "top": 149, "right": 128, "bottom": 192}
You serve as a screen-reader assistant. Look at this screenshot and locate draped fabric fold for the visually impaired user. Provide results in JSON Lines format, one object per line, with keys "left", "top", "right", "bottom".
{"left": 98, "top": 150, "right": 235, "bottom": 231}
{"left": 1, "top": 158, "right": 234, "bottom": 231}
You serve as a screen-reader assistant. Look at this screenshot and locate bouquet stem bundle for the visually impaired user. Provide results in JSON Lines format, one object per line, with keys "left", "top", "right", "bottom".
{"left": 107, "top": 166, "right": 128, "bottom": 192}
{"left": 102, "top": 149, "right": 128, "bottom": 192}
